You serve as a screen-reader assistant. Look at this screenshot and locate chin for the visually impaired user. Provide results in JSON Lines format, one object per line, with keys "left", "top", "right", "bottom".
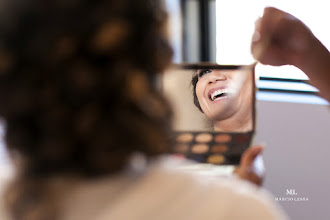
{"left": 210, "top": 111, "right": 232, "bottom": 122}
{"left": 211, "top": 105, "right": 237, "bottom": 120}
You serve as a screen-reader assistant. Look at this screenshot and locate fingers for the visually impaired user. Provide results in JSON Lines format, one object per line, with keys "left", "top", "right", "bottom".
{"left": 251, "top": 7, "right": 299, "bottom": 65}
{"left": 240, "top": 145, "right": 264, "bottom": 168}
{"left": 251, "top": 7, "right": 283, "bottom": 60}
{"left": 251, "top": 17, "right": 266, "bottom": 61}
{"left": 251, "top": 11, "right": 271, "bottom": 61}
{"left": 252, "top": 17, "right": 262, "bottom": 43}
{"left": 234, "top": 145, "right": 265, "bottom": 186}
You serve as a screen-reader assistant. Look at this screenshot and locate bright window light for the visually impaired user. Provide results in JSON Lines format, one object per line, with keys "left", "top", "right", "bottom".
{"left": 165, "top": 0, "right": 183, "bottom": 64}
{"left": 216, "top": 0, "right": 330, "bottom": 80}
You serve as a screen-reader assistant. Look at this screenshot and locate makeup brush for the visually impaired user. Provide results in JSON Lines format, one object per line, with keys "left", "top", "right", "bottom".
{"left": 250, "top": 15, "right": 272, "bottom": 66}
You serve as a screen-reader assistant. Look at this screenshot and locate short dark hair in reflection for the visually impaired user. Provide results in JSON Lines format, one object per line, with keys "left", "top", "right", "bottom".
{"left": 191, "top": 72, "right": 203, "bottom": 112}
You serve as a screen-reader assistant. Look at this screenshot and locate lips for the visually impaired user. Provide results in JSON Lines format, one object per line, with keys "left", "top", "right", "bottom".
{"left": 210, "top": 88, "right": 229, "bottom": 101}
{"left": 208, "top": 86, "right": 227, "bottom": 101}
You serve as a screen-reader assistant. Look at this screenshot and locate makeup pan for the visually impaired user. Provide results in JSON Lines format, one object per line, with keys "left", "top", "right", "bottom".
{"left": 233, "top": 134, "right": 251, "bottom": 144}
{"left": 191, "top": 144, "right": 209, "bottom": 154}
{"left": 171, "top": 131, "right": 253, "bottom": 165}
{"left": 215, "top": 134, "right": 232, "bottom": 143}
{"left": 195, "top": 133, "right": 213, "bottom": 143}
{"left": 211, "top": 145, "right": 228, "bottom": 153}
{"left": 207, "top": 154, "right": 225, "bottom": 165}
{"left": 176, "top": 133, "right": 194, "bottom": 143}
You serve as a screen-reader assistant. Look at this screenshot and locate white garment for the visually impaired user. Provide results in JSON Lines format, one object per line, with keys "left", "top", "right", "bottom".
{"left": 0, "top": 156, "right": 288, "bottom": 220}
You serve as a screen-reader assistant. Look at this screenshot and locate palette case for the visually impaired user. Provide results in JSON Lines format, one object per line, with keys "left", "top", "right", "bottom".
{"left": 171, "top": 131, "right": 254, "bottom": 165}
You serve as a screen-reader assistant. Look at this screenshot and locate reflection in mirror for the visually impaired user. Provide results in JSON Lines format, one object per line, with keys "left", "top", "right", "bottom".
{"left": 162, "top": 65, "right": 256, "bottom": 165}
{"left": 193, "top": 67, "right": 254, "bottom": 132}
{"left": 163, "top": 65, "right": 255, "bottom": 132}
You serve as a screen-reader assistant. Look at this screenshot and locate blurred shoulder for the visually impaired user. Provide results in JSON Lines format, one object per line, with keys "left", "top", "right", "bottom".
{"left": 0, "top": 173, "right": 12, "bottom": 220}
{"left": 146, "top": 156, "right": 289, "bottom": 220}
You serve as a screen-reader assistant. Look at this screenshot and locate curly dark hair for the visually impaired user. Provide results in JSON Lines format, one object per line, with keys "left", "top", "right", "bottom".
{"left": 0, "top": 0, "right": 173, "bottom": 219}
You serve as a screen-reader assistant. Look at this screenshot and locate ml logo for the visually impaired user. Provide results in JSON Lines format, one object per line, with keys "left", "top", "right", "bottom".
{"left": 286, "top": 189, "right": 298, "bottom": 195}
{"left": 274, "top": 189, "right": 308, "bottom": 202}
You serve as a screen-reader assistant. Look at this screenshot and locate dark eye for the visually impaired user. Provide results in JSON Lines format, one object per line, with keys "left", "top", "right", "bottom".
{"left": 198, "top": 69, "right": 212, "bottom": 78}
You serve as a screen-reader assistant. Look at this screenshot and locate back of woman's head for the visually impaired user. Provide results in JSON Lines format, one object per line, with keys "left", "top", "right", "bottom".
{"left": 0, "top": 0, "right": 173, "bottom": 180}
{"left": 1, "top": 0, "right": 173, "bottom": 219}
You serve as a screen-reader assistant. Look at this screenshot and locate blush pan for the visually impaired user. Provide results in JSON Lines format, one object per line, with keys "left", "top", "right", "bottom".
{"left": 211, "top": 145, "right": 228, "bottom": 153}
{"left": 233, "top": 134, "right": 250, "bottom": 143}
{"left": 214, "top": 134, "right": 231, "bottom": 143}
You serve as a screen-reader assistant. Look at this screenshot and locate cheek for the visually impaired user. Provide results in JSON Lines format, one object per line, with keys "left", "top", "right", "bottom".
{"left": 226, "top": 73, "right": 236, "bottom": 82}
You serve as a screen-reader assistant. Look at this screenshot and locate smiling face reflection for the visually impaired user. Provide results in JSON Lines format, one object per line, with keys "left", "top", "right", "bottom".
{"left": 195, "top": 68, "right": 253, "bottom": 132}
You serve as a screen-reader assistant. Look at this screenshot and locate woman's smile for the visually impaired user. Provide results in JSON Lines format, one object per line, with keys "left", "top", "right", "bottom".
{"left": 194, "top": 67, "right": 253, "bottom": 132}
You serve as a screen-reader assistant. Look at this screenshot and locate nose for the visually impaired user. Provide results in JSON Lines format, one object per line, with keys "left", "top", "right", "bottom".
{"left": 208, "top": 70, "right": 227, "bottom": 83}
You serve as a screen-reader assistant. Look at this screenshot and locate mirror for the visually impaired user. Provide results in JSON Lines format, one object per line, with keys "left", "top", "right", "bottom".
{"left": 164, "top": 0, "right": 257, "bottom": 166}
{"left": 163, "top": 64, "right": 256, "bottom": 165}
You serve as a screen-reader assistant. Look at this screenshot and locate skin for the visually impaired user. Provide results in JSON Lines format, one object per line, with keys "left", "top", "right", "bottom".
{"left": 195, "top": 68, "right": 253, "bottom": 132}
{"left": 234, "top": 145, "right": 265, "bottom": 186}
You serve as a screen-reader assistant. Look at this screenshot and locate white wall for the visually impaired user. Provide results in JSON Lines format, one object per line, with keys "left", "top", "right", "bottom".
{"left": 254, "top": 100, "right": 330, "bottom": 220}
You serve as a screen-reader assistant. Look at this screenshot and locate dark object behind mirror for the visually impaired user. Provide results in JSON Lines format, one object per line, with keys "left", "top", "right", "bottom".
{"left": 166, "top": 0, "right": 216, "bottom": 64}
{"left": 163, "top": 64, "right": 256, "bottom": 165}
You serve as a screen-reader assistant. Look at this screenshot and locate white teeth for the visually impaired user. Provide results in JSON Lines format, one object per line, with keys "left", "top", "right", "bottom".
{"left": 211, "top": 88, "right": 230, "bottom": 101}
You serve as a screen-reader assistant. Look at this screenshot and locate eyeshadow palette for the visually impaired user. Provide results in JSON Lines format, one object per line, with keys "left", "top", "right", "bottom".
{"left": 171, "top": 131, "right": 254, "bottom": 165}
